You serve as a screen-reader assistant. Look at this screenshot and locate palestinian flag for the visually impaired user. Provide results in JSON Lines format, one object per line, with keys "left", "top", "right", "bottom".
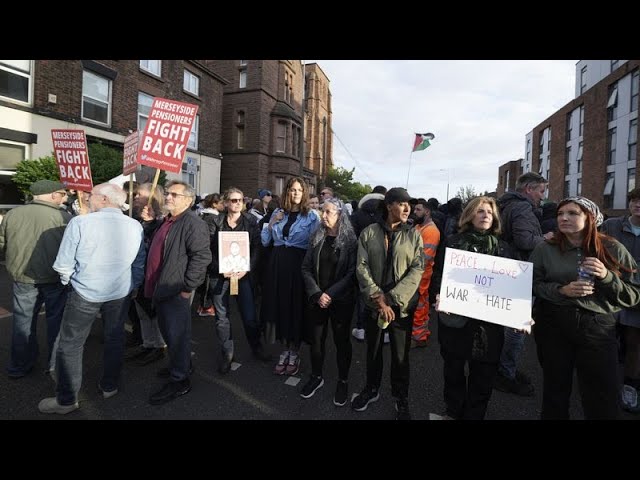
{"left": 412, "top": 132, "right": 435, "bottom": 152}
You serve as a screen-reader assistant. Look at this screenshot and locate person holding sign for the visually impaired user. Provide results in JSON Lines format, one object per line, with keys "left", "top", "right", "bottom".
{"left": 431, "top": 196, "right": 513, "bottom": 420}
{"left": 208, "top": 188, "right": 269, "bottom": 375}
{"left": 351, "top": 187, "right": 423, "bottom": 420}
{"left": 530, "top": 196, "right": 640, "bottom": 420}
{"left": 300, "top": 198, "right": 358, "bottom": 405}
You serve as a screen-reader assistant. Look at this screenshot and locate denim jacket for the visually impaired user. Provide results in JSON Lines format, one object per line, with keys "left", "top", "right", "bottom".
{"left": 260, "top": 208, "right": 319, "bottom": 250}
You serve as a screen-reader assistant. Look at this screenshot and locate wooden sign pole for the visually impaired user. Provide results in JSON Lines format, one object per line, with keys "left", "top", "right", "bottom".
{"left": 128, "top": 173, "right": 134, "bottom": 217}
{"left": 147, "top": 168, "right": 161, "bottom": 208}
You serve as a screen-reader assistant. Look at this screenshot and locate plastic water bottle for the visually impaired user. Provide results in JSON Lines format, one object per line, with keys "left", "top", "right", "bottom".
{"left": 577, "top": 249, "right": 595, "bottom": 285}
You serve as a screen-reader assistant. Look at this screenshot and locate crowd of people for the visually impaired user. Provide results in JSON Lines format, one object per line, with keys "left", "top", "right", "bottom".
{"left": 2, "top": 171, "right": 640, "bottom": 420}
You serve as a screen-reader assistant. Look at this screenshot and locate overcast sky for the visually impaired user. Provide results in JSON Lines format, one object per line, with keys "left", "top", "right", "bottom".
{"left": 311, "top": 60, "right": 577, "bottom": 202}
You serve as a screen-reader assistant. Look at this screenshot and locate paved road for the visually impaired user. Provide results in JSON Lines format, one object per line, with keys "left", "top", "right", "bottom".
{"left": 0, "top": 261, "right": 634, "bottom": 421}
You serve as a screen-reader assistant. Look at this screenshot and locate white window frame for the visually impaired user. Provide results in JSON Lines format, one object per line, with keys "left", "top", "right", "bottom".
{"left": 140, "top": 60, "right": 162, "bottom": 77}
{"left": 188, "top": 115, "right": 199, "bottom": 151}
{"left": 81, "top": 70, "right": 112, "bottom": 126}
{"left": 183, "top": 70, "right": 199, "bottom": 96}
{"left": 239, "top": 70, "right": 247, "bottom": 89}
{"left": 0, "top": 139, "right": 28, "bottom": 207}
{"left": 607, "top": 87, "right": 618, "bottom": 108}
{"left": 0, "top": 60, "right": 33, "bottom": 105}
{"left": 137, "top": 92, "right": 154, "bottom": 133}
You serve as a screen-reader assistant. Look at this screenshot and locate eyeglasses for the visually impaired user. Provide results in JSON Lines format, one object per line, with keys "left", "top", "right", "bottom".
{"left": 228, "top": 198, "right": 243, "bottom": 204}
{"left": 320, "top": 191, "right": 330, "bottom": 196}
{"left": 165, "top": 191, "right": 190, "bottom": 198}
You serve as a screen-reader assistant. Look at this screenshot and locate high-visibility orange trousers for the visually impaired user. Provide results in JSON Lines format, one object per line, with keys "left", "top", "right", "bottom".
{"left": 412, "top": 276, "right": 432, "bottom": 342}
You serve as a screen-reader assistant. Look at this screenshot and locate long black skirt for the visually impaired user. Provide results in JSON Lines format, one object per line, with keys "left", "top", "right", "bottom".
{"left": 261, "top": 245, "right": 307, "bottom": 345}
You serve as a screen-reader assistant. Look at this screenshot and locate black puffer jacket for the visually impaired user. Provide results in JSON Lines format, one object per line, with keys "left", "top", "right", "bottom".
{"left": 351, "top": 193, "right": 384, "bottom": 237}
{"left": 497, "top": 191, "right": 543, "bottom": 261}
{"left": 150, "top": 210, "right": 212, "bottom": 301}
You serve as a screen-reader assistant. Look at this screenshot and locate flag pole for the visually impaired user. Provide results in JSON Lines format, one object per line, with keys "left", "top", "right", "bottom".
{"left": 405, "top": 151, "right": 413, "bottom": 189}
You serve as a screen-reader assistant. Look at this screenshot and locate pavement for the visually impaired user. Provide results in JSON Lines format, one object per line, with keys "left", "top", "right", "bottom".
{"left": 0, "top": 261, "right": 635, "bottom": 421}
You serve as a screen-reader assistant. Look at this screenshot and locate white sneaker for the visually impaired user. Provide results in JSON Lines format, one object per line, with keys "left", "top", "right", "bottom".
{"left": 351, "top": 328, "right": 365, "bottom": 341}
{"left": 429, "top": 412, "right": 455, "bottom": 420}
{"left": 622, "top": 384, "right": 640, "bottom": 412}
{"left": 384, "top": 332, "right": 390, "bottom": 344}
{"left": 38, "top": 397, "right": 79, "bottom": 415}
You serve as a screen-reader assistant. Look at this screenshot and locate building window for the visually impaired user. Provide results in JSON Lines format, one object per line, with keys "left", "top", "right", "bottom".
{"left": 0, "top": 60, "right": 32, "bottom": 105}
{"left": 564, "top": 180, "right": 570, "bottom": 198}
{"left": 603, "top": 172, "right": 615, "bottom": 209}
{"left": 505, "top": 170, "right": 510, "bottom": 189}
{"left": 183, "top": 70, "right": 199, "bottom": 96}
{"left": 611, "top": 60, "right": 620, "bottom": 72}
{"left": 566, "top": 112, "right": 572, "bottom": 141}
{"left": 137, "top": 92, "right": 154, "bottom": 132}
{"left": 577, "top": 141, "right": 583, "bottom": 173}
{"left": 181, "top": 159, "right": 197, "bottom": 191}
{"left": 539, "top": 131, "right": 544, "bottom": 156}
{"left": 187, "top": 115, "right": 199, "bottom": 151}
{"left": 580, "top": 66, "right": 587, "bottom": 95}
{"left": 629, "top": 119, "right": 638, "bottom": 162}
{"left": 526, "top": 138, "right": 531, "bottom": 163}
{"left": 565, "top": 145, "right": 571, "bottom": 173}
{"left": 276, "top": 122, "right": 287, "bottom": 153}
{"left": 236, "top": 110, "right": 245, "bottom": 149}
{"left": 82, "top": 70, "right": 111, "bottom": 126}
{"left": 239, "top": 62, "right": 247, "bottom": 89}
{"left": 140, "top": 60, "right": 161, "bottom": 77}
{"left": 547, "top": 127, "right": 551, "bottom": 152}
{"left": 292, "top": 126, "right": 299, "bottom": 158}
{"left": 608, "top": 128, "right": 617, "bottom": 165}
{"left": 629, "top": 168, "right": 636, "bottom": 193}
{"left": 607, "top": 83, "right": 618, "bottom": 122}
{"left": 0, "top": 140, "right": 27, "bottom": 206}
{"left": 284, "top": 72, "right": 290, "bottom": 103}
{"left": 577, "top": 177, "right": 582, "bottom": 196}
{"left": 275, "top": 176, "right": 284, "bottom": 195}
{"left": 632, "top": 70, "right": 639, "bottom": 113}
{"left": 579, "top": 105, "right": 585, "bottom": 137}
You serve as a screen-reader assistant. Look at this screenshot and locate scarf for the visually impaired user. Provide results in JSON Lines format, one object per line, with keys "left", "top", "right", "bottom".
{"left": 457, "top": 230, "right": 499, "bottom": 255}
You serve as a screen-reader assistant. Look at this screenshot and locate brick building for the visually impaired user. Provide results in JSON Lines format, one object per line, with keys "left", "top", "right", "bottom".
{"left": 0, "top": 60, "right": 226, "bottom": 207}
{"left": 304, "top": 63, "right": 333, "bottom": 185}
{"left": 501, "top": 60, "right": 639, "bottom": 216}
{"left": 496, "top": 159, "right": 522, "bottom": 197}
{"left": 206, "top": 60, "right": 333, "bottom": 198}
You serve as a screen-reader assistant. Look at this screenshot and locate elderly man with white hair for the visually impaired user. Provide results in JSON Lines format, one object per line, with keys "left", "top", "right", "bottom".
{"left": 38, "top": 183, "right": 146, "bottom": 414}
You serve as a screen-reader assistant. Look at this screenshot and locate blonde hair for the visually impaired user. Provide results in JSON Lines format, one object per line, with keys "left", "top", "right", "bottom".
{"left": 223, "top": 187, "right": 246, "bottom": 212}
{"left": 458, "top": 196, "right": 502, "bottom": 235}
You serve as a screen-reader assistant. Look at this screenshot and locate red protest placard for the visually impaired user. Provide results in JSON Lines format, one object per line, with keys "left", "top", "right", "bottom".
{"left": 136, "top": 97, "right": 199, "bottom": 173}
{"left": 123, "top": 131, "right": 139, "bottom": 175}
{"left": 51, "top": 129, "right": 93, "bottom": 191}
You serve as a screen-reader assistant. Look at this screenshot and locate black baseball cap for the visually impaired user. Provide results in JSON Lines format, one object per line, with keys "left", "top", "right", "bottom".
{"left": 384, "top": 187, "right": 412, "bottom": 204}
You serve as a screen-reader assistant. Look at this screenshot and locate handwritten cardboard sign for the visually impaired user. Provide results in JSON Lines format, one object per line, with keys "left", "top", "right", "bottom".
{"left": 122, "top": 131, "right": 139, "bottom": 175}
{"left": 438, "top": 247, "right": 533, "bottom": 329}
{"left": 136, "top": 97, "right": 198, "bottom": 173}
{"left": 51, "top": 129, "right": 93, "bottom": 191}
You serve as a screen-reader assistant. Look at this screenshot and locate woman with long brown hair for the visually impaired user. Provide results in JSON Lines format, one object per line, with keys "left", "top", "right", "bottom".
{"left": 261, "top": 177, "right": 320, "bottom": 375}
{"left": 530, "top": 196, "right": 640, "bottom": 419}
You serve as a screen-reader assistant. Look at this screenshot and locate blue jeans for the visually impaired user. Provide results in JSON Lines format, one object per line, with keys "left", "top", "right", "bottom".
{"left": 8, "top": 281, "right": 67, "bottom": 377}
{"left": 155, "top": 293, "right": 193, "bottom": 382}
{"left": 212, "top": 276, "right": 261, "bottom": 359}
{"left": 56, "top": 290, "right": 129, "bottom": 405}
{"left": 498, "top": 328, "right": 526, "bottom": 380}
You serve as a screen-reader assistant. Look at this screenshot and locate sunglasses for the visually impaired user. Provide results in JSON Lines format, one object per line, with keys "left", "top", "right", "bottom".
{"left": 321, "top": 191, "right": 330, "bottom": 196}
{"left": 228, "top": 198, "right": 243, "bottom": 203}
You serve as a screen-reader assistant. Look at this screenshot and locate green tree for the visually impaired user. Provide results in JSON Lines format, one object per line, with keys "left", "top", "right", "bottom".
{"left": 88, "top": 142, "right": 125, "bottom": 184}
{"left": 12, "top": 156, "right": 60, "bottom": 198}
{"left": 322, "top": 166, "right": 372, "bottom": 201}
{"left": 455, "top": 185, "right": 478, "bottom": 205}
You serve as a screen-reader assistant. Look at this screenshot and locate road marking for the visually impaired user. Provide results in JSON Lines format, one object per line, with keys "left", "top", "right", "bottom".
{"left": 285, "top": 376, "right": 300, "bottom": 386}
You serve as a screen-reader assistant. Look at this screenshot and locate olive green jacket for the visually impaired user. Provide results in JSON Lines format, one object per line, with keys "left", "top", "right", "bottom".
{"left": 356, "top": 221, "right": 424, "bottom": 318}
{"left": 0, "top": 200, "right": 71, "bottom": 284}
